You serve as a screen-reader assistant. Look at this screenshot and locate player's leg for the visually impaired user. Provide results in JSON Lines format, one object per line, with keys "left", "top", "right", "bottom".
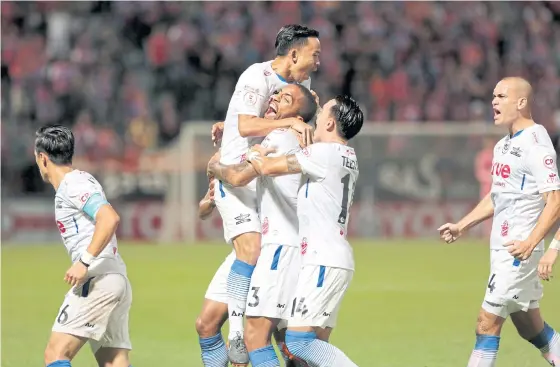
{"left": 285, "top": 266, "right": 358, "bottom": 367}
{"left": 44, "top": 332, "right": 87, "bottom": 366}
{"left": 90, "top": 275, "right": 133, "bottom": 367}
{"left": 467, "top": 308, "right": 505, "bottom": 367}
{"left": 245, "top": 316, "right": 280, "bottom": 367}
{"left": 196, "top": 252, "right": 235, "bottom": 367}
{"left": 512, "top": 307, "right": 560, "bottom": 365}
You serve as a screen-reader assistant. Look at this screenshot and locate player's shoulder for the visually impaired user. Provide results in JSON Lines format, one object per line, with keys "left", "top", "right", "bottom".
{"left": 522, "top": 124, "right": 554, "bottom": 150}
{"left": 263, "top": 128, "right": 300, "bottom": 154}
{"left": 240, "top": 60, "right": 273, "bottom": 79}
{"left": 62, "top": 170, "right": 101, "bottom": 195}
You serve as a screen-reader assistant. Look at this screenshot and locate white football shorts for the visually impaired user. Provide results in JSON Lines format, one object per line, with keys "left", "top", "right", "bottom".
{"left": 213, "top": 178, "right": 261, "bottom": 244}
{"left": 482, "top": 249, "right": 543, "bottom": 318}
{"left": 246, "top": 244, "right": 301, "bottom": 327}
{"left": 52, "top": 273, "right": 132, "bottom": 353}
{"left": 288, "top": 265, "right": 353, "bottom": 329}
{"left": 205, "top": 250, "right": 236, "bottom": 304}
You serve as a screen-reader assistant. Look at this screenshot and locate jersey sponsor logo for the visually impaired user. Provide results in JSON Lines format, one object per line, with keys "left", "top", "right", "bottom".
{"left": 234, "top": 213, "right": 251, "bottom": 225}
{"left": 543, "top": 155, "right": 555, "bottom": 169}
{"left": 262, "top": 217, "right": 269, "bottom": 235}
{"left": 547, "top": 173, "right": 559, "bottom": 184}
{"left": 491, "top": 162, "right": 511, "bottom": 179}
{"left": 301, "top": 237, "right": 308, "bottom": 255}
{"left": 57, "top": 220, "right": 66, "bottom": 234}
{"left": 501, "top": 220, "right": 509, "bottom": 237}
{"left": 510, "top": 147, "right": 522, "bottom": 157}
{"left": 80, "top": 193, "right": 91, "bottom": 203}
{"left": 243, "top": 91, "right": 257, "bottom": 106}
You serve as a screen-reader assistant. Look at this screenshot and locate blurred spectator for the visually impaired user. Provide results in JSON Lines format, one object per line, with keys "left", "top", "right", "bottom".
{"left": 2, "top": 1, "right": 559, "bottom": 195}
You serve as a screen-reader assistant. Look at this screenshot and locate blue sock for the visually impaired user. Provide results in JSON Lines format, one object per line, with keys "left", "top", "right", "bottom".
{"left": 285, "top": 330, "right": 358, "bottom": 367}
{"left": 467, "top": 334, "right": 500, "bottom": 367}
{"left": 46, "top": 361, "right": 71, "bottom": 367}
{"left": 529, "top": 322, "right": 560, "bottom": 365}
{"left": 199, "top": 333, "right": 228, "bottom": 367}
{"left": 227, "top": 259, "right": 255, "bottom": 339}
{"left": 249, "top": 345, "right": 280, "bottom": 367}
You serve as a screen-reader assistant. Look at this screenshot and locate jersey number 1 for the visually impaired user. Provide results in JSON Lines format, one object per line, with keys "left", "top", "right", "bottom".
{"left": 338, "top": 174, "right": 354, "bottom": 225}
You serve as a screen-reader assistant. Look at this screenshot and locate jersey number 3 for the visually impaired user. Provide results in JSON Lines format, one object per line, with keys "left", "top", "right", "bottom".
{"left": 338, "top": 174, "right": 355, "bottom": 225}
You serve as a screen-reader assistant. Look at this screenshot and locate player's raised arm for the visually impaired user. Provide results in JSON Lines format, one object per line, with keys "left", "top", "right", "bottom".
{"left": 438, "top": 192, "right": 494, "bottom": 243}
{"left": 207, "top": 151, "right": 259, "bottom": 187}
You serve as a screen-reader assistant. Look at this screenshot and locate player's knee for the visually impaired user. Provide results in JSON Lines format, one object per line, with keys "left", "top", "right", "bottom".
{"left": 476, "top": 312, "right": 503, "bottom": 336}
{"left": 195, "top": 314, "right": 220, "bottom": 338}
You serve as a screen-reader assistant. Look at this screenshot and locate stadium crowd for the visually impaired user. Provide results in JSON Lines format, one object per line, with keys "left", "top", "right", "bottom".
{"left": 2, "top": 1, "right": 559, "bottom": 194}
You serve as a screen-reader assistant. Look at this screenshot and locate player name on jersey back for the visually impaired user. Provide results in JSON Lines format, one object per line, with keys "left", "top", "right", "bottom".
{"left": 258, "top": 128, "right": 302, "bottom": 247}
{"left": 490, "top": 124, "right": 560, "bottom": 251}
{"left": 55, "top": 170, "right": 126, "bottom": 276}
{"left": 219, "top": 60, "right": 311, "bottom": 166}
{"left": 295, "top": 142, "right": 359, "bottom": 270}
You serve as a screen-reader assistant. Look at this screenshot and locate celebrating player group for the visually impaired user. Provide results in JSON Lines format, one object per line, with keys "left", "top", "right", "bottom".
{"left": 35, "top": 21, "right": 560, "bottom": 367}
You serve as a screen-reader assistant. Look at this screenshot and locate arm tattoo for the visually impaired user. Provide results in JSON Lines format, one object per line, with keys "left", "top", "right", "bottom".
{"left": 286, "top": 155, "right": 302, "bottom": 173}
{"left": 214, "top": 161, "right": 255, "bottom": 185}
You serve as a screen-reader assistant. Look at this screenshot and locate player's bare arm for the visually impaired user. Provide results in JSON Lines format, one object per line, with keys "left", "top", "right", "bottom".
{"left": 249, "top": 153, "right": 302, "bottom": 177}
{"left": 506, "top": 190, "right": 560, "bottom": 260}
{"left": 65, "top": 204, "right": 120, "bottom": 286}
{"left": 438, "top": 192, "right": 494, "bottom": 243}
{"left": 207, "top": 151, "right": 259, "bottom": 187}
{"left": 238, "top": 114, "right": 313, "bottom": 146}
{"left": 539, "top": 229, "right": 560, "bottom": 281}
{"left": 198, "top": 178, "right": 216, "bottom": 220}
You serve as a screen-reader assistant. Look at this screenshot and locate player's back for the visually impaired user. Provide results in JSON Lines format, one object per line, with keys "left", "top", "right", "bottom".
{"left": 490, "top": 124, "right": 560, "bottom": 251}
{"left": 220, "top": 61, "right": 310, "bottom": 166}
{"left": 56, "top": 170, "right": 126, "bottom": 276}
{"left": 258, "top": 128, "right": 302, "bottom": 247}
{"left": 295, "top": 142, "right": 359, "bottom": 270}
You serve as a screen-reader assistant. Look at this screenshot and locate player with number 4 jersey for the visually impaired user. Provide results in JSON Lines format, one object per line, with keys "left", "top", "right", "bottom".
{"left": 35, "top": 125, "right": 133, "bottom": 367}
{"left": 247, "top": 95, "right": 364, "bottom": 367}
{"left": 438, "top": 77, "right": 560, "bottom": 367}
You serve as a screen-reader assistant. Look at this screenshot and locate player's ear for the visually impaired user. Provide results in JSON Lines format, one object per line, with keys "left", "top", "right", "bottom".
{"left": 296, "top": 115, "right": 304, "bottom": 122}
{"left": 291, "top": 49, "right": 298, "bottom": 64}
{"left": 518, "top": 97, "right": 527, "bottom": 110}
{"left": 326, "top": 118, "right": 336, "bottom": 132}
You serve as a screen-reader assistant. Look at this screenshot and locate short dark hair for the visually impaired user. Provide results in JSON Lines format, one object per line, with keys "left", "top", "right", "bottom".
{"left": 294, "top": 85, "right": 318, "bottom": 123}
{"left": 275, "top": 24, "right": 319, "bottom": 56}
{"left": 330, "top": 95, "right": 364, "bottom": 141}
{"left": 35, "top": 125, "right": 75, "bottom": 165}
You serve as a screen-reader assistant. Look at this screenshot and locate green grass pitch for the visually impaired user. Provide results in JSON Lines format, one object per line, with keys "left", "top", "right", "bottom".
{"left": 3, "top": 240, "right": 560, "bottom": 366}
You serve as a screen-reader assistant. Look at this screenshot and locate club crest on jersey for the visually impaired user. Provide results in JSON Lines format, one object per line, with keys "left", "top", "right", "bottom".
{"left": 510, "top": 147, "right": 522, "bottom": 157}
{"left": 501, "top": 141, "right": 510, "bottom": 154}
{"left": 547, "top": 173, "right": 559, "bottom": 184}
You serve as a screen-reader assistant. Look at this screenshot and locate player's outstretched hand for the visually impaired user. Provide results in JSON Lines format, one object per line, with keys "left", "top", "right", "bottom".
{"left": 207, "top": 151, "right": 221, "bottom": 177}
{"left": 538, "top": 248, "right": 558, "bottom": 281}
{"left": 211, "top": 121, "right": 225, "bottom": 147}
{"left": 504, "top": 239, "right": 536, "bottom": 261}
{"left": 64, "top": 261, "right": 88, "bottom": 287}
{"left": 290, "top": 119, "right": 313, "bottom": 147}
{"left": 437, "top": 223, "right": 461, "bottom": 243}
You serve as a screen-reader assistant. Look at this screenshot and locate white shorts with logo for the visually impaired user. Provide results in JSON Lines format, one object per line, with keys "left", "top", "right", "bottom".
{"left": 214, "top": 179, "right": 261, "bottom": 244}
{"left": 205, "top": 251, "right": 236, "bottom": 304}
{"left": 288, "top": 265, "right": 353, "bottom": 329}
{"left": 246, "top": 244, "right": 301, "bottom": 328}
{"left": 482, "top": 249, "right": 543, "bottom": 318}
{"left": 52, "top": 273, "right": 132, "bottom": 353}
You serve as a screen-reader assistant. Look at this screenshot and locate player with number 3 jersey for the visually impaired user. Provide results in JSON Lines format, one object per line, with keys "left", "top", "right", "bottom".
{"left": 35, "top": 125, "right": 133, "bottom": 367}
{"left": 247, "top": 95, "right": 364, "bottom": 367}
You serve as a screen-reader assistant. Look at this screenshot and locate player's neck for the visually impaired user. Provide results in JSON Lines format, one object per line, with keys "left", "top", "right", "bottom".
{"left": 271, "top": 57, "right": 294, "bottom": 83}
{"left": 49, "top": 165, "right": 74, "bottom": 190}
{"left": 509, "top": 117, "right": 535, "bottom": 137}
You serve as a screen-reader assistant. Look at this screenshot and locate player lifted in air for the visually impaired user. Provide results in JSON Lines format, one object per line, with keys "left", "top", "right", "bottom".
{"left": 207, "top": 84, "right": 318, "bottom": 367}
{"left": 198, "top": 24, "right": 320, "bottom": 366}
{"left": 35, "top": 125, "right": 133, "bottom": 367}
{"left": 438, "top": 77, "right": 560, "bottom": 367}
{"left": 247, "top": 95, "right": 364, "bottom": 366}
{"left": 197, "top": 84, "right": 316, "bottom": 366}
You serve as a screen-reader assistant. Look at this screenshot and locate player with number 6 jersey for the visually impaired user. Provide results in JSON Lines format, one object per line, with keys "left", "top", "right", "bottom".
{"left": 34, "top": 125, "right": 133, "bottom": 367}
{"left": 247, "top": 95, "right": 363, "bottom": 367}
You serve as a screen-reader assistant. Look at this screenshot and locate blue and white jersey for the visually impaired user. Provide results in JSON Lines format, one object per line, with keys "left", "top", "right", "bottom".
{"left": 55, "top": 170, "right": 126, "bottom": 276}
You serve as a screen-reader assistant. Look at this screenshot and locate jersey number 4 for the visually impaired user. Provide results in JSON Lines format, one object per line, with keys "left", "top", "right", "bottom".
{"left": 338, "top": 174, "right": 355, "bottom": 225}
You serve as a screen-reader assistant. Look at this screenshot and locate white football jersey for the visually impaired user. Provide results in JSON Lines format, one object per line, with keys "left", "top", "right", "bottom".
{"left": 258, "top": 129, "right": 302, "bottom": 247}
{"left": 294, "top": 143, "right": 359, "bottom": 270}
{"left": 220, "top": 60, "right": 311, "bottom": 167}
{"left": 490, "top": 124, "right": 560, "bottom": 251}
{"left": 55, "top": 170, "right": 126, "bottom": 276}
